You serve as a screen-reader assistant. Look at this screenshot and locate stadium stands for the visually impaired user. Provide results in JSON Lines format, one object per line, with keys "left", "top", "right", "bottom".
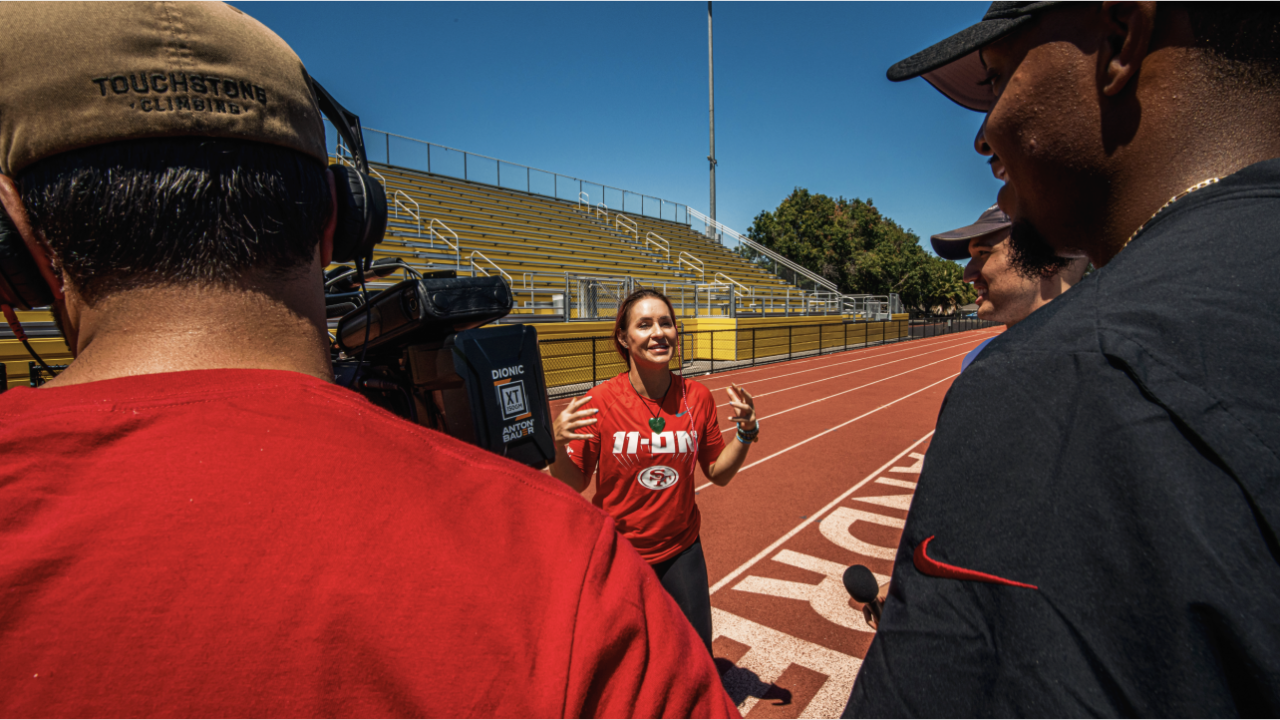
{"left": 356, "top": 162, "right": 806, "bottom": 321}
{"left": 1, "top": 139, "right": 897, "bottom": 390}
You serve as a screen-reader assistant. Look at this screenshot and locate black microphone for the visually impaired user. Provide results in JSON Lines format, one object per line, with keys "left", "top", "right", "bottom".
{"left": 324, "top": 264, "right": 358, "bottom": 294}
{"left": 326, "top": 301, "right": 358, "bottom": 319}
{"left": 364, "top": 256, "right": 402, "bottom": 280}
{"left": 843, "top": 564, "right": 883, "bottom": 629}
{"left": 324, "top": 259, "right": 400, "bottom": 295}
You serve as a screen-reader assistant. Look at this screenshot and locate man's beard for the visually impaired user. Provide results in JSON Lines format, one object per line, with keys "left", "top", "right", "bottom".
{"left": 1008, "top": 219, "right": 1072, "bottom": 279}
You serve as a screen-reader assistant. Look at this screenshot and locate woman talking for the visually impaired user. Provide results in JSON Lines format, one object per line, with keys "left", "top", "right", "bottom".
{"left": 547, "top": 288, "right": 758, "bottom": 652}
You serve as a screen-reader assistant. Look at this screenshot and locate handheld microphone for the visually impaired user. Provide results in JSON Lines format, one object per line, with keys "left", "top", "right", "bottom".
{"left": 843, "top": 564, "right": 883, "bottom": 629}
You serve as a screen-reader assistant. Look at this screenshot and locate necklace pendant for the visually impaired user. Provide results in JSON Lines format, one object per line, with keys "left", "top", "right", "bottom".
{"left": 649, "top": 417, "right": 665, "bottom": 433}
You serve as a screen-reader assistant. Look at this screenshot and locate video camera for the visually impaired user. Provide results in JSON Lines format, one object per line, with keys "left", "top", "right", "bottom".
{"left": 326, "top": 260, "right": 556, "bottom": 470}
{"left": 316, "top": 83, "right": 553, "bottom": 470}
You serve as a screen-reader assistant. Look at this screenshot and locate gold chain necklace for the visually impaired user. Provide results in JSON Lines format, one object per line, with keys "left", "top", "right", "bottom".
{"left": 1123, "top": 177, "right": 1220, "bottom": 250}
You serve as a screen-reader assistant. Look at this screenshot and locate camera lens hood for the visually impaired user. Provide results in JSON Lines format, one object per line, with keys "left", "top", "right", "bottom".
{"left": 337, "top": 276, "right": 513, "bottom": 355}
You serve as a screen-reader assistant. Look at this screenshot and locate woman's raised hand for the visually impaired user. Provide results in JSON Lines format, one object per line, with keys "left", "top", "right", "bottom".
{"left": 726, "top": 383, "right": 757, "bottom": 432}
{"left": 553, "top": 395, "right": 599, "bottom": 448}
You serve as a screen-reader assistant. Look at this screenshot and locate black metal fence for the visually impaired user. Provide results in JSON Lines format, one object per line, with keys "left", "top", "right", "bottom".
{"left": 27, "top": 362, "right": 68, "bottom": 388}
{"left": 540, "top": 316, "right": 998, "bottom": 400}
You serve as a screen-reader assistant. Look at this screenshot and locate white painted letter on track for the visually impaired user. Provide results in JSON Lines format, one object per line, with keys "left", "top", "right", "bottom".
{"left": 819, "top": 507, "right": 904, "bottom": 560}
{"left": 732, "top": 549, "right": 879, "bottom": 633}
{"left": 712, "top": 608, "right": 864, "bottom": 719}
{"left": 889, "top": 451, "right": 925, "bottom": 475}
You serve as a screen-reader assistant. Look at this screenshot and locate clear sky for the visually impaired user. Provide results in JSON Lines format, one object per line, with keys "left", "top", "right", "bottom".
{"left": 232, "top": 1, "right": 1000, "bottom": 257}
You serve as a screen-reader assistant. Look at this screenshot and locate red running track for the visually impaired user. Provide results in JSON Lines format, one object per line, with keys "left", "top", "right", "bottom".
{"left": 546, "top": 326, "right": 1001, "bottom": 718}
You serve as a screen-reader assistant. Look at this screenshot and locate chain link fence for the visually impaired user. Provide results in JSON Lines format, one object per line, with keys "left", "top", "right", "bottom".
{"left": 540, "top": 316, "right": 999, "bottom": 399}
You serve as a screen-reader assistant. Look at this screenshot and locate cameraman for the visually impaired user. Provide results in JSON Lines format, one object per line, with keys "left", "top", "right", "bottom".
{"left": 0, "top": 4, "right": 736, "bottom": 717}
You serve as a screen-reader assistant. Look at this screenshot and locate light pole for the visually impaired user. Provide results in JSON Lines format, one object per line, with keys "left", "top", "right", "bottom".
{"left": 708, "top": 1, "right": 717, "bottom": 234}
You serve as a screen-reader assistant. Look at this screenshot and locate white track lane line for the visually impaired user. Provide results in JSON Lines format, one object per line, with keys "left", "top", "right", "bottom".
{"left": 698, "top": 334, "right": 936, "bottom": 383}
{"left": 707, "top": 430, "right": 935, "bottom": 594}
{"left": 703, "top": 328, "right": 998, "bottom": 386}
{"left": 546, "top": 329, "right": 996, "bottom": 409}
{"left": 715, "top": 350, "right": 971, "bottom": 435}
{"left": 700, "top": 336, "right": 947, "bottom": 387}
{"left": 712, "top": 334, "right": 987, "bottom": 408}
{"left": 699, "top": 372, "right": 956, "bottom": 492}
{"left": 705, "top": 329, "right": 998, "bottom": 393}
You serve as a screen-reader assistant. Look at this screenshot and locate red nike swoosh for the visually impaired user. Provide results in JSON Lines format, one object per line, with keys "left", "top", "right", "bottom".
{"left": 913, "top": 536, "right": 1038, "bottom": 590}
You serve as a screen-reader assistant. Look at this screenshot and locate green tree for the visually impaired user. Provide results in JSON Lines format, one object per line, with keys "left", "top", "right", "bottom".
{"left": 747, "top": 188, "right": 975, "bottom": 314}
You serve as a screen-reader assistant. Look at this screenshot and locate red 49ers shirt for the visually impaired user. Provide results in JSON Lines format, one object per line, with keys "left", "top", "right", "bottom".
{"left": 568, "top": 372, "right": 725, "bottom": 564}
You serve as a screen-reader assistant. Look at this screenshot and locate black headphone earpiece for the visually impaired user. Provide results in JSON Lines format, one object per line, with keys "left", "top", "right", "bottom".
{"left": 0, "top": 198, "right": 54, "bottom": 311}
{"left": 310, "top": 79, "right": 387, "bottom": 270}
{"left": 329, "top": 162, "right": 387, "bottom": 266}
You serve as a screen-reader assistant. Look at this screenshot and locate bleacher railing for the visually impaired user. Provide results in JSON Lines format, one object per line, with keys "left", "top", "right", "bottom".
{"left": 688, "top": 206, "right": 838, "bottom": 294}
{"left": 332, "top": 124, "right": 690, "bottom": 225}
{"left": 469, "top": 250, "right": 513, "bottom": 285}
{"left": 390, "top": 190, "right": 422, "bottom": 236}
{"left": 687, "top": 206, "right": 902, "bottom": 318}
{"left": 714, "top": 272, "right": 749, "bottom": 297}
{"left": 644, "top": 232, "right": 671, "bottom": 261}
{"left": 615, "top": 214, "right": 639, "bottom": 243}
{"left": 539, "top": 316, "right": 1000, "bottom": 399}
{"left": 678, "top": 252, "right": 705, "bottom": 281}
{"left": 427, "top": 218, "right": 462, "bottom": 271}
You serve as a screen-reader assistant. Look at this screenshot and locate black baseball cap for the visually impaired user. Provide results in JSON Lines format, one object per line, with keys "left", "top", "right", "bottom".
{"left": 886, "top": 1, "right": 1062, "bottom": 112}
{"left": 930, "top": 205, "right": 1011, "bottom": 260}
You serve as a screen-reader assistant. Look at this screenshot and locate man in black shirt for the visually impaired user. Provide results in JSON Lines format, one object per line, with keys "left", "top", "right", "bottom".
{"left": 930, "top": 202, "right": 1088, "bottom": 374}
{"left": 846, "top": 3, "right": 1280, "bottom": 716}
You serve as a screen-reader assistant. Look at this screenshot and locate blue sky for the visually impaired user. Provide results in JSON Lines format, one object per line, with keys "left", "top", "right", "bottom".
{"left": 233, "top": 1, "right": 999, "bottom": 257}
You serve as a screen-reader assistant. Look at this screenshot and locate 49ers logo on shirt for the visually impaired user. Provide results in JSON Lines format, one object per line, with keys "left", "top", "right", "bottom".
{"left": 637, "top": 465, "right": 680, "bottom": 490}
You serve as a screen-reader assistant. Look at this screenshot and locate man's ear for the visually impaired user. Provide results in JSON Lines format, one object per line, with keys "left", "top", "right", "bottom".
{"left": 320, "top": 168, "right": 337, "bottom": 268}
{"left": 1100, "top": 1, "right": 1157, "bottom": 97}
{"left": 0, "top": 173, "right": 63, "bottom": 302}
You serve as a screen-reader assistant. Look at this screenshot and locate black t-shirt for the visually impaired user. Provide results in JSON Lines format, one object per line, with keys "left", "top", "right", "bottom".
{"left": 845, "top": 159, "right": 1280, "bottom": 717}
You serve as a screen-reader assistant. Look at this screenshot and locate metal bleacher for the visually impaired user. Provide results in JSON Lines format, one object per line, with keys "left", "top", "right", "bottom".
{"left": 0, "top": 137, "right": 894, "bottom": 389}
{"left": 344, "top": 156, "right": 815, "bottom": 321}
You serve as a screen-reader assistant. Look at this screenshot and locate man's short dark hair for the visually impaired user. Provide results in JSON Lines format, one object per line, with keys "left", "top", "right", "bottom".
{"left": 18, "top": 137, "right": 332, "bottom": 304}
{"left": 1180, "top": 3, "right": 1280, "bottom": 91}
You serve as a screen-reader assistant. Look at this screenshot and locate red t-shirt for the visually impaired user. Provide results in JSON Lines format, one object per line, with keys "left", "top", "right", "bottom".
{"left": 568, "top": 373, "right": 726, "bottom": 564}
{"left": 0, "top": 369, "right": 738, "bottom": 718}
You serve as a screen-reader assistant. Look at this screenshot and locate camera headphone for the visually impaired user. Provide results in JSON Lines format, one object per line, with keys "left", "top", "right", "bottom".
{"left": 309, "top": 78, "right": 388, "bottom": 273}
{"left": 0, "top": 77, "right": 387, "bottom": 365}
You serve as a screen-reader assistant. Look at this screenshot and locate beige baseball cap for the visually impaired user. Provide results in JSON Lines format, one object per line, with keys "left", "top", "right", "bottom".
{"left": 0, "top": 1, "right": 327, "bottom": 176}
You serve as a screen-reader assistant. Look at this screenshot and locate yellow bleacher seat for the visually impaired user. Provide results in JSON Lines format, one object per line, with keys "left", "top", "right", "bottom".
{"left": 341, "top": 164, "right": 805, "bottom": 319}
